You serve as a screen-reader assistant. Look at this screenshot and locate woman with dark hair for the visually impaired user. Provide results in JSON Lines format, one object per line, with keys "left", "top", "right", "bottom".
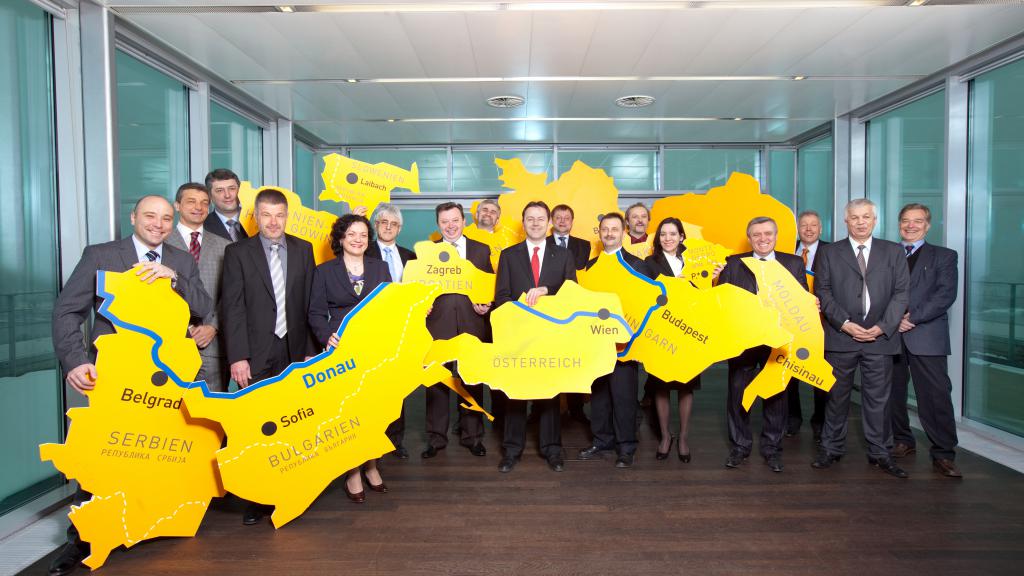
{"left": 644, "top": 217, "right": 700, "bottom": 462}
{"left": 309, "top": 213, "right": 392, "bottom": 503}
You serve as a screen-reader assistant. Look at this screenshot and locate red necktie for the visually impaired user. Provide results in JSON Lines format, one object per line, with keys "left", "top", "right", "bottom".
{"left": 189, "top": 231, "right": 201, "bottom": 264}
{"left": 531, "top": 246, "right": 540, "bottom": 286}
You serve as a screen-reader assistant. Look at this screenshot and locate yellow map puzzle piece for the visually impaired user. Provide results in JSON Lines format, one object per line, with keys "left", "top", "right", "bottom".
{"left": 182, "top": 283, "right": 484, "bottom": 528}
{"left": 682, "top": 238, "right": 732, "bottom": 290}
{"left": 40, "top": 271, "right": 224, "bottom": 570}
{"left": 740, "top": 258, "right": 835, "bottom": 410}
{"left": 320, "top": 153, "right": 420, "bottom": 215}
{"left": 625, "top": 276, "right": 793, "bottom": 384}
{"left": 463, "top": 222, "right": 521, "bottom": 271}
{"left": 401, "top": 240, "right": 496, "bottom": 305}
{"left": 577, "top": 251, "right": 661, "bottom": 337}
{"left": 495, "top": 158, "right": 619, "bottom": 255}
{"left": 237, "top": 182, "right": 338, "bottom": 265}
{"left": 424, "top": 282, "right": 629, "bottom": 399}
{"left": 649, "top": 173, "right": 797, "bottom": 256}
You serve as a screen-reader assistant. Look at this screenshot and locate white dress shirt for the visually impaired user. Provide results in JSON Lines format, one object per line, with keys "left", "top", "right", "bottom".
{"left": 848, "top": 236, "right": 874, "bottom": 319}
{"left": 131, "top": 235, "right": 163, "bottom": 262}
{"left": 799, "top": 240, "right": 820, "bottom": 270}
{"left": 177, "top": 222, "right": 204, "bottom": 248}
{"left": 526, "top": 238, "right": 546, "bottom": 278}
{"left": 378, "top": 241, "right": 405, "bottom": 282}
{"left": 446, "top": 235, "right": 467, "bottom": 259}
{"left": 664, "top": 253, "right": 683, "bottom": 277}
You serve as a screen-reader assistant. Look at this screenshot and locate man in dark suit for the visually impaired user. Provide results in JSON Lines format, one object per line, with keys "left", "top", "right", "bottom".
{"left": 494, "top": 201, "right": 577, "bottom": 473}
{"left": 166, "top": 183, "right": 231, "bottom": 391}
{"left": 203, "top": 168, "right": 248, "bottom": 242}
{"left": 423, "top": 202, "right": 493, "bottom": 459}
{"left": 578, "top": 212, "right": 650, "bottom": 468}
{"left": 887, "top": 203, "right": 961, "bottom": 478}
{"left": 548, "top": 204, "right": 591, "bottom": 271}
{"left": 365, "top": 203, "right": 417, "bottom": 459}
{"left": 49, "top": 195, "right": 210, "bottom": 576}
{"left": 787, "top": 209, "right": 830, "bottom": 439}
{"left": 718, "top": 217, "right": 809, "bottom": 473}
{"left": 812, "top": 198, "right": 910, "bottom": 478}
{"left": 221, "top": 188, "right": 317, "bottom": 524}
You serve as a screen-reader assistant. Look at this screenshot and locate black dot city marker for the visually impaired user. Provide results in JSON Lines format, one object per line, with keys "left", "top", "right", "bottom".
{"left": 151, "top": 371, "right": 168, "bottom": 386}
{"left": 261, "top": 422, "right": 277, "bottom": 436}
{"left": 701, "top": 270, "right": 709, "bottom": 278}
{"left": 597, "top": 308, "right": 610, "bottom": 320}
{"left": 796, "top": 348, "right": 810, "bottom": 361}
{"left": 346, "top": 172, "right": 358, "bottom": 185}
{"left": 656, "top": 295, "right": 668, "bottom": 307}
{"left": 439, "top": 251, "right": 450, "bottom": 262}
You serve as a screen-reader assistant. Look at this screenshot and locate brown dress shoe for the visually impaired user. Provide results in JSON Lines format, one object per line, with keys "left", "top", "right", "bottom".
{"left": 891, "top": 442, "right": 916, "bottom": 458}
{"left": 933, "top": 459, "right": 963, "bottom": 478}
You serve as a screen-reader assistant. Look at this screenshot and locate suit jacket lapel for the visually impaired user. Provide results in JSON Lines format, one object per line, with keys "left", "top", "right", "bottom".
{"left": 117, "top": 236, "right": 140, "bottom": 271}
{"left": 838, "top": 239, "right": 864, "bottom": 278}
{"left": 248, "top": 238, "right": 275, "bottom": 298}
{"left": 539, "top": 245, "right": 562, "bottom": 286}
{"left": 516, "top": 243, "right": 535, "bottom": 286}
{"left": 910, "top": 243, "right": 932, "bottom": 288}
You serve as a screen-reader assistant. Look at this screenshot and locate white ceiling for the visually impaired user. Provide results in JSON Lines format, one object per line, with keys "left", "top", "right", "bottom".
{"left": 112, "top": 1, "right": 1024, "bottom": 145}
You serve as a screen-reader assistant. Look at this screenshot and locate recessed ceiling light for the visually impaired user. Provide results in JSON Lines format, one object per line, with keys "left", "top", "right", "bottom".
{"left": 615, "top": 95, "right": 655, "bottom": 108}
{"left": 793, "top": 75, "right": 806, "bottom": 81}
{"left": 486, "top": 95, "right": 526, "bottom": 108}
{"left": 908, "top": 0, "right": 927, "bottom": 6}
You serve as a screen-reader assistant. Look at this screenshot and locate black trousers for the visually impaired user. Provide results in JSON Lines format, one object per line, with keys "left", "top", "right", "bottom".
{"left": 251, "top": 335, "right": 291, "bottom": 382}
{"left": 385, "top": 399, "right": 409, "bottom": 449}
{"left": 502, "top": 397, "right": 562, "bottom": 458}
{"left": 889, "top": 347, "right": 959, "bottom": 461}
{"left": 786, "top": 379, "right": 828, "bottom": 429}
{"left": 821, "top": 349, "right": 894, "bottom": 460}
{"left": 425, "top": 368, "right": 484, "bottom": 449}
{"left": 727, "top": 347, "right": 787, "bottom": 458}
{"left": 589, "top": 361, "right": 639, "bottom": 455}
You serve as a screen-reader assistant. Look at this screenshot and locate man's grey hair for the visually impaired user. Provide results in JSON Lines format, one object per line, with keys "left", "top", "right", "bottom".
{"left": 477, "top": 198, "right": 501, "bottom": 215}
{"left": 746, "top": 216, "right": 778, "bottom": 236}
{"left": 845, "top": 198, "right": 876, "bottom": 213}
{"left": 372, "top": 203, "right": 403, "bottom": 227}
{"left": 797, "top": 210, "right": 821, "bottom": 222}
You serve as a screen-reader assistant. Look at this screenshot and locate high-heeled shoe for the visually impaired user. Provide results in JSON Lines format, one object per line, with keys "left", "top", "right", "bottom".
{"left": 362, "top": 470, "right": 388, "bottom": 493}
{"left": 344, "top": 480, "right": 366, "bottom": 503}
{"left": 678, "top": 444, "right": 691, "bottom": 463}
{"left": 655, "top": 436, "right": 674, "bottom": 461}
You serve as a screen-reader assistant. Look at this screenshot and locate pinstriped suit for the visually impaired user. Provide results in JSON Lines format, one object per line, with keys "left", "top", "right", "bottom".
{"left": 166, "top": 226, "right": 231, "bottom": 391}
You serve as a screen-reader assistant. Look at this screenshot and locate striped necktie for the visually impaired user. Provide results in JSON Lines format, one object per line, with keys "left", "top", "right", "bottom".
{"left": 188, "top": 231, "right": 201, "bottom": 264}
{"left": 269, "top": 244, "right": 288, "bottom": 338}
{"left": 144, "top": 250, "right": 159, "bottom": 262}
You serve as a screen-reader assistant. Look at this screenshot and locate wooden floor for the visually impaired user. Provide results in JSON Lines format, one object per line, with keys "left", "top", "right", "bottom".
{"left": 24, "top": 366, "right": 1024, "bottom": 575}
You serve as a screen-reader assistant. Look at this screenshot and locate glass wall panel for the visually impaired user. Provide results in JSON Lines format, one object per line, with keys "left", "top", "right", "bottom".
{"left": 662, "top": 148, "right": 760, "bottom": 191}
{"left": 210, "top": 101, "right": 262, "bottom": 187}
{"left": 797, "top": 136, "right": 834, "bottom": 240}
{"left": 452, "top": 150, "right": 552, "bottom": 192}
{"left": 768, "top": 149, "right": 796, "bottom": 209}
{"left": 556, "top": 150, "right": 656, "bottom": 191}
{"left": 866, "top": 90, "right": 946, "bottom": 245}
{"left": 294, "top": 141, "right": 315, "bottom": 207}
{"left": 116, "top": 51, "right": 189, "bottom": 238}
{"left": 349, "top": 148, "right": 448, "bottom": 193}
{"left": 965, "top": 57, "right": 1024, "bottom": 436}
{"left": 0, "top": 0, "right": 63, "bottom": 515}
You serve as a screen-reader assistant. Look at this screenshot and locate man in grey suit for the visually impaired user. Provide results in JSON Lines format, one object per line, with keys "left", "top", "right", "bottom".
{"left": 166, "top": 183, "right": 231, "bottom": 391}
{"left": 49, "top": 195, "right": 210, "bottom": 576}
{"left": 887, "top": 203, "right": 962, "bottom": 478}
{"left": 812, "top": 198, "right": 910, "bottom": 478}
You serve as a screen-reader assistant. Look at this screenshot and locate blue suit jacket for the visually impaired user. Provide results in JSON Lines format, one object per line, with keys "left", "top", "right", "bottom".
{"left": 902, "top": 242, "right": 958, "bottom": 356}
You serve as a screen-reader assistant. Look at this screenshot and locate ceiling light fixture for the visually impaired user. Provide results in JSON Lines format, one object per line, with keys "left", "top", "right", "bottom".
{"left": 733, "top": 117, "right": 743, "bottom": 121}
{"left": 615, "top": 95, "right": 656, "bottom": 108}
{"left": 908, "top": 0, "right": 927, "bottom": 6}
{"left": 793, "top": 75, "right": 806, "bottom": 81}
{"left": 486, "top": 95, "right": 526, "bottom": 108}
{"left": 336, "top": 116, "right": 820, "bottom": 123}
{"left": 235, "top": 74, "right": 924, "bottom": 86}
{"left": 276, "top": 5, "right": 295, "bottom": 13}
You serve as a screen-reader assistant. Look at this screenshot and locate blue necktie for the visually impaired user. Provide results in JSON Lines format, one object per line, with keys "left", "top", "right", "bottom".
{"left": 383, "top": 246, "right": 399, "bottom": 282}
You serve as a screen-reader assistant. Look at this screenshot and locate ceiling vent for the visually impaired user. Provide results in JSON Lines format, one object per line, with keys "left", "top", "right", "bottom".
{"left": 615, "top": 95, "right": 655, "bottom": 108}
{"left": 486, "top": 95, "right": 525, "bottom": 108}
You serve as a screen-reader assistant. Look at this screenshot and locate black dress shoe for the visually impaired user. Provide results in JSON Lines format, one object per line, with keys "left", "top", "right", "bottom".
{"left": 868, "top": 457, "right": 909, "bottom": 479}
{"left": 765, "top": 454, "right": 784, "bottom": 473}
{"left": 421, "top": 445, "right": 440, "bottom": 459}
{"left": 498, "top": 456, "right": 518, "bottom": 473}
{"left": 547, "top": 455, "right": 565, "bottom": 472}
{"left": 344, "top": 483, "right": 366, "bottom": 503}
{"left": 678, "top": 452, "right": 691, "bottom": 463}
{"left": 48, "top": 543, "right": 85, "bottom": 576}
{"left": 724, "top": 449, "right": 748, "bottom": 468}
{"left": 811, "top": 451, "right": 841, "bottom": 469}
{"left": 469, "top": 442, "right": 487, "bottom": 457}
{"left": 242, "top": 503, "right": 266, "bottom": 525}
{"left": 655, "top": 437, "right": 674, "bottom": 461}
{"left": 811, "top": 423, "right": 823, "bottom": 444}
{"left": 578, "top": 445, "right": 610, "bottom": 460}
{"left": 393, "top": 445, "right": 409, "bottom": 459}
{"left": 615, "top": 453, "right": 634, "bottom": 468}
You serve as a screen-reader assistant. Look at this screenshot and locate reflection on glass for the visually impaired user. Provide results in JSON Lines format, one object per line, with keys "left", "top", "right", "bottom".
{"left": 556, "top": 150, "right": 656, "bottom": 191}
{"left": 867, "top": 90, "right": 946, "bottom": 245}
{"left": 210, "top": 101, "right": 262, "bottom": 187}
{"left": 965, "top": 58, "right": 1024, "bottom": 436}
{"left": 768, "top": 149, "right": 796, "bottom": 209}
{"left": 0, "top": 0, "right": 63, "bottom": 515}
{"left": 294, "top": 141, "right": 315, "bottom": 207}
{"left": 116, "top": 51, "right": 189, "bottom": 238}
{"left": 797, "top": 136, "right": 834, "bottom": 240}
{"left": 662, "top": 148, "right": 760, "bottom": 191}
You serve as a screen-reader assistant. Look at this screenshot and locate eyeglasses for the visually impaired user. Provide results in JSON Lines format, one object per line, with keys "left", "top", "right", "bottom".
{"left": 377, "top": 220, "right": 400, "bottom": 229}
